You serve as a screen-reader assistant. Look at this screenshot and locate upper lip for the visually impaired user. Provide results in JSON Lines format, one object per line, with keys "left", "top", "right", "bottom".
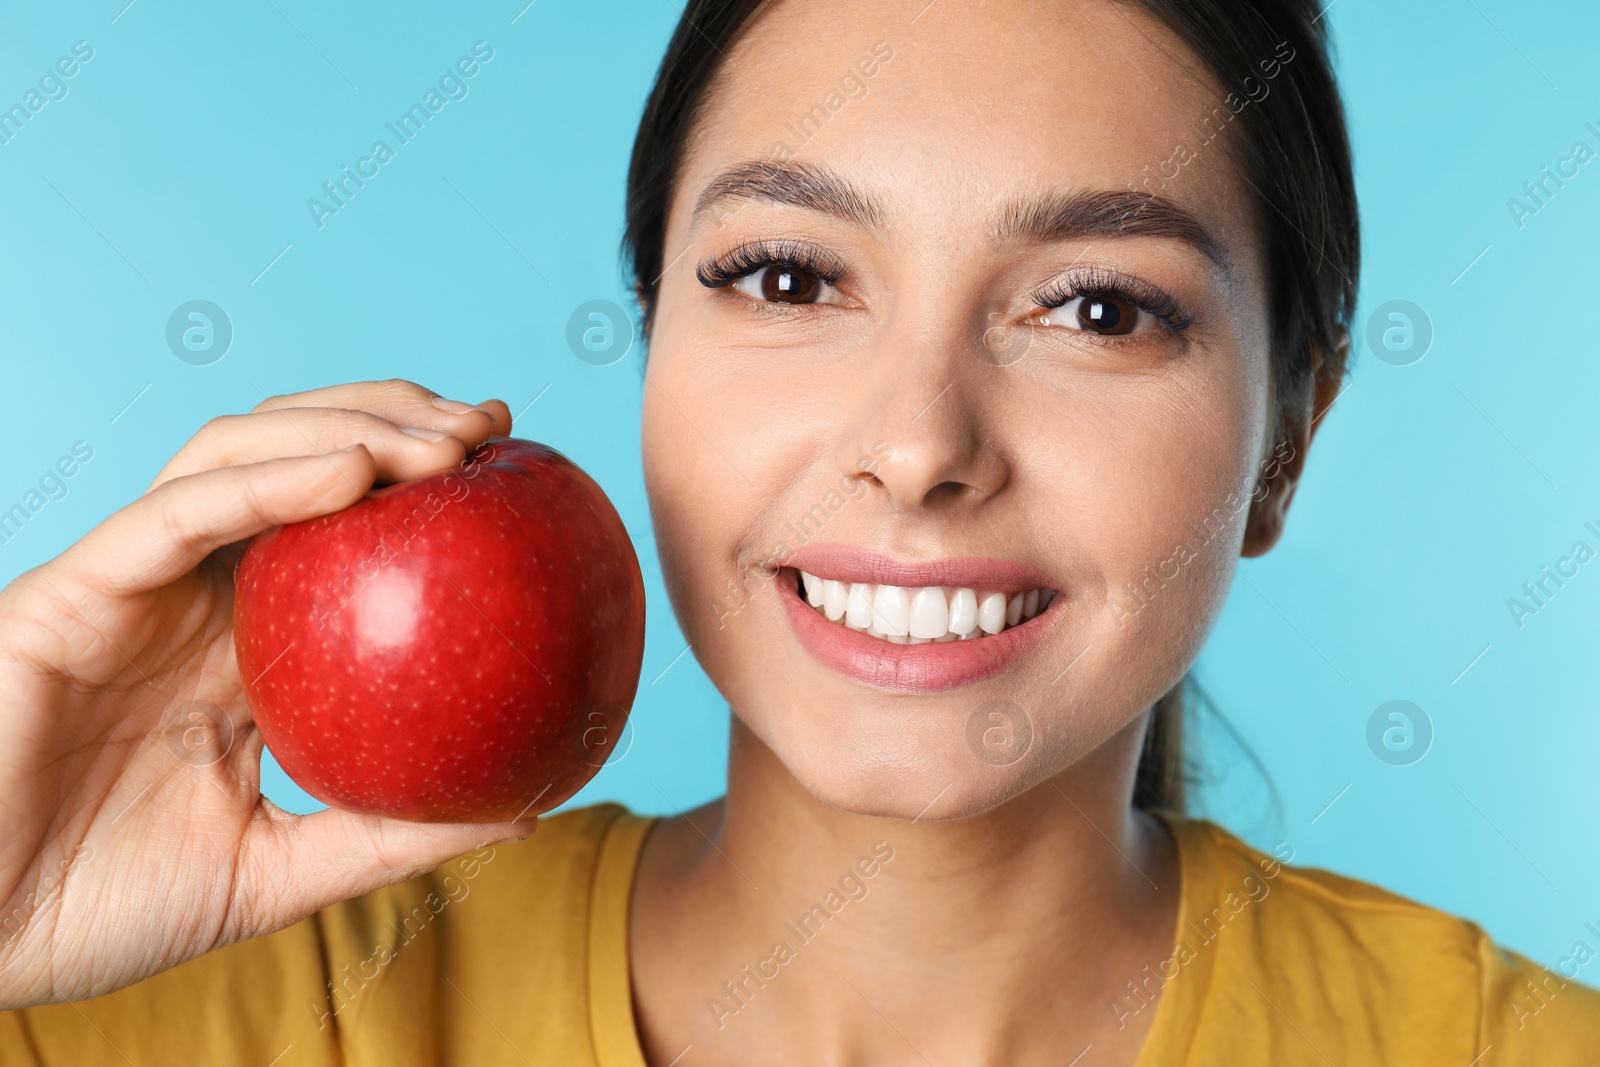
{"left": 775, "top": 543, "right": 1057, "bottom": 595}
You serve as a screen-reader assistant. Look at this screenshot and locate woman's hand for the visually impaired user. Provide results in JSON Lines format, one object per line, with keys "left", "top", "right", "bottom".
{"left": 0, "top": 379, "right": 537, "bottom": 1010}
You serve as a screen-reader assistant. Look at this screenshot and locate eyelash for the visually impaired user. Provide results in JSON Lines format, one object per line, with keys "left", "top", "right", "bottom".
{"left": 1034, "top": 267, "right": 1194, "bottom": 332}
{"left": 696, "top": 239, "right": 847, "bottom": 290}
{"left": 696, "top": 241, "right": 1194, "bottom": 333}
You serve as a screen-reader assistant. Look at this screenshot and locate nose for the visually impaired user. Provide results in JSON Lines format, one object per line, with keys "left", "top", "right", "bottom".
{"left": 838, "top": 327, "right": 1010, "bottom": 513}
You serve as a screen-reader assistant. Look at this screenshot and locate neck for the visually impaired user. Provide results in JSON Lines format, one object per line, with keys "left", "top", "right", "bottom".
{"left": 631, "top": 712, "right": 1182, "bottom": 1066}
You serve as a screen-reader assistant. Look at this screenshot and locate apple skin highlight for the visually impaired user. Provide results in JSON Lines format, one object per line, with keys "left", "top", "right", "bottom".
{"left": 234, "top": 437, "right": 646, "bottom": 823}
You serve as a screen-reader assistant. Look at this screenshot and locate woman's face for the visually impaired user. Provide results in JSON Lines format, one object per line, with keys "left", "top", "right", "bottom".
{"left": 641, "top": 0, "right": 1277, "bottom": 819}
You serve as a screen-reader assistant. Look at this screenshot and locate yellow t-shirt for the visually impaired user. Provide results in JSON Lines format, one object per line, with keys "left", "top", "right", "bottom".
{"left": 2, "top": 803, "right": 1596, "bottom": 1064}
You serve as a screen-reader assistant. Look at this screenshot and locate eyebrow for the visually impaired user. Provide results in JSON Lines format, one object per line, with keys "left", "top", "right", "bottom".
{"left": 690, "top": 159, "right": 1224, "bottom": 266}
{"left": 995, "top": 188, "right": 1224, "bottom": 266}
{"left": 692, "top": 159, "right": 886, "bottom": 230}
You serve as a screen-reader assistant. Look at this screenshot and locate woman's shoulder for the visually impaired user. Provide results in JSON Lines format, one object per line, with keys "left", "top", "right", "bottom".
{"left": 315, "top": 799, "right": 651, "bottom": 955}
{"left": 353, "top": 799, "right": 651, "bottom": 917}
{"left": 0, "top": 803, "right": 656, "bottom": 1066}
{"left": 1156, "top": 813, "right": 1600, "bottom": 1063}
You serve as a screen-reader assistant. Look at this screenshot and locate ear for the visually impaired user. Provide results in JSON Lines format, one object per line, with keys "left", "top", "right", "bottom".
{"left": 1241, "top": 330, "right": 1349, "bottom": 558}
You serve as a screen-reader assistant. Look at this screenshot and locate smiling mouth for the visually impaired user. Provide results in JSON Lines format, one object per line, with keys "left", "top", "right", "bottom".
{"left": 787, "top": 568, "right": 1057, "bottom": 644}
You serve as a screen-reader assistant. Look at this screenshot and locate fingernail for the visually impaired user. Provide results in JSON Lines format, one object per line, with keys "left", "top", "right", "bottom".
{"left": 400, "top": 425, "right": 453, "bottom": 442}
{"left": 431, "top": 397, "right": 487, "bottom": 416}
{"left": 485, "top": 820, "right": 537, "bottom": 846}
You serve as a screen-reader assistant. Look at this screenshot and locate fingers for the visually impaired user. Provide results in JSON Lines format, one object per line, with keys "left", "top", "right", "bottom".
{"left": 250, "top": 378, "right": 486, "bottom": 427}
{"left": 149, "top": 407, "right": 473, "bottom": 492}
{"left": 476, "top": 397, "right": 514, "bottom": 436}
{"left": 65, "top": 447, "right": 379, "bottom": 598}
{"left": 248, "top": 380, "right": 509, "bottom": 442}
{"left": 234, "top": 803, "right": 537, "bottom": 941}
{"left": 150, "top": 380, "right": 516, "bottom": 490}
{"left": 74, "top": 379, "right": 521, "bottom": 597}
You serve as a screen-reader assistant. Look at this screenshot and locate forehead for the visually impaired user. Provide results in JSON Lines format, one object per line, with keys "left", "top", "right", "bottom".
{"left": 676, "top": 0, "right": 1262, "bottom": 270}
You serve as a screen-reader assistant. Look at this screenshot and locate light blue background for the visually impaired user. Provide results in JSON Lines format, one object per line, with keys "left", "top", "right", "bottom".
{"left": 2, "top": 0, "right": 1597, "bottom": 974}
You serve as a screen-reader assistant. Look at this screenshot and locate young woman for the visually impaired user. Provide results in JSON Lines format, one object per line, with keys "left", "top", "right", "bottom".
{"left": 1, "top": 0, "right": 1594, "bottom": 1062}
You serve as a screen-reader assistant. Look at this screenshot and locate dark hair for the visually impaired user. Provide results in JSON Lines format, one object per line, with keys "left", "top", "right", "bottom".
{"left": 622, "top": 0, "right": 1360, "bottom": 814}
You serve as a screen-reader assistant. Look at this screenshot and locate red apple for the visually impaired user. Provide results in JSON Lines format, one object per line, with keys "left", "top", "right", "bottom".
{"left": 233, "top": 437, "right": 645, "bottom": 822}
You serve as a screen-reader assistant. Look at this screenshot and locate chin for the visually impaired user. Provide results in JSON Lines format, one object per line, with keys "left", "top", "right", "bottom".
{"left": 735, "top": 696, "right": 1090, "bottom": 823}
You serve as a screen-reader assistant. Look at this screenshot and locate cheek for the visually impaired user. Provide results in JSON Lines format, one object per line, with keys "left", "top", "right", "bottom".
{"left": 641, "top": 366, "right": 727, "bottom": 622}
{"left": 976, "top": 352, "right": 1266, "bottom": 795}
{"left": 1056, "top": 352, "right": 1266, "bottom": 651}
{"left": 640, "top": 332, "right": 794, "bottom": 661}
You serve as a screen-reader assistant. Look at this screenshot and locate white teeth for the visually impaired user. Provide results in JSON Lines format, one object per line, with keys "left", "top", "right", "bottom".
{"left": 823, "top": 579, "right": 848, "bottom": 621}
{"left": 872, "top": 583, "right": 911, "bottom": 637}
{"left": 908, "top": 586, "right": 950, "bottom": 639}
{"left": 948, "top": 587, "right": 978, "bottom": 636}
{"left": 978, "top": 591, "right": 1007, "bottom": 635}
{"left": 846, "top": 582, "right": 876, "bottom": 629}
{"left": 797, "top": 570, "right": 1055, "bottom": 646}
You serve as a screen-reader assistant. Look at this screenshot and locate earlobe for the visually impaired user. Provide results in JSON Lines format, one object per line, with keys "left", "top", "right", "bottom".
{"left": 1240, "top": 468, "right": 1297, "bottom": 557}
{"left": 1240, "top": 330, "right": 1350, "bottom": 558}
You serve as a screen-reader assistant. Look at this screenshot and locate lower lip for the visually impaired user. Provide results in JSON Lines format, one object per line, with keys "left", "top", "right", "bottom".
{"left": 776, "top": 570, "right": 1056, "bottom": 692}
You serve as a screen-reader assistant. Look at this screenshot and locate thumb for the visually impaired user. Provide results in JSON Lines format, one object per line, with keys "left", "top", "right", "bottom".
{"left": 232, "top": 802, "right": 537, "bottom": 940}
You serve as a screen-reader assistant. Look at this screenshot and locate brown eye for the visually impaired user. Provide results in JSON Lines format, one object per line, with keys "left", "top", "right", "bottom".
{"left": 1036, "top": 292, "right": 1156, "bottom": 335}
{"left": 762, "top": 266, "right": 820, "bottom": 303}
{"left": 1076, "top": 292, "right": 1138, "bottom": 335}
{"left": 731, "top": 264, "right": 843, "bottom": 306}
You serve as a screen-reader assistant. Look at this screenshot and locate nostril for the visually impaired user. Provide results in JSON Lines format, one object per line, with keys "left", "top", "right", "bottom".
{"left": 849, "top": 469, "right": 884, "bottom": 490}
